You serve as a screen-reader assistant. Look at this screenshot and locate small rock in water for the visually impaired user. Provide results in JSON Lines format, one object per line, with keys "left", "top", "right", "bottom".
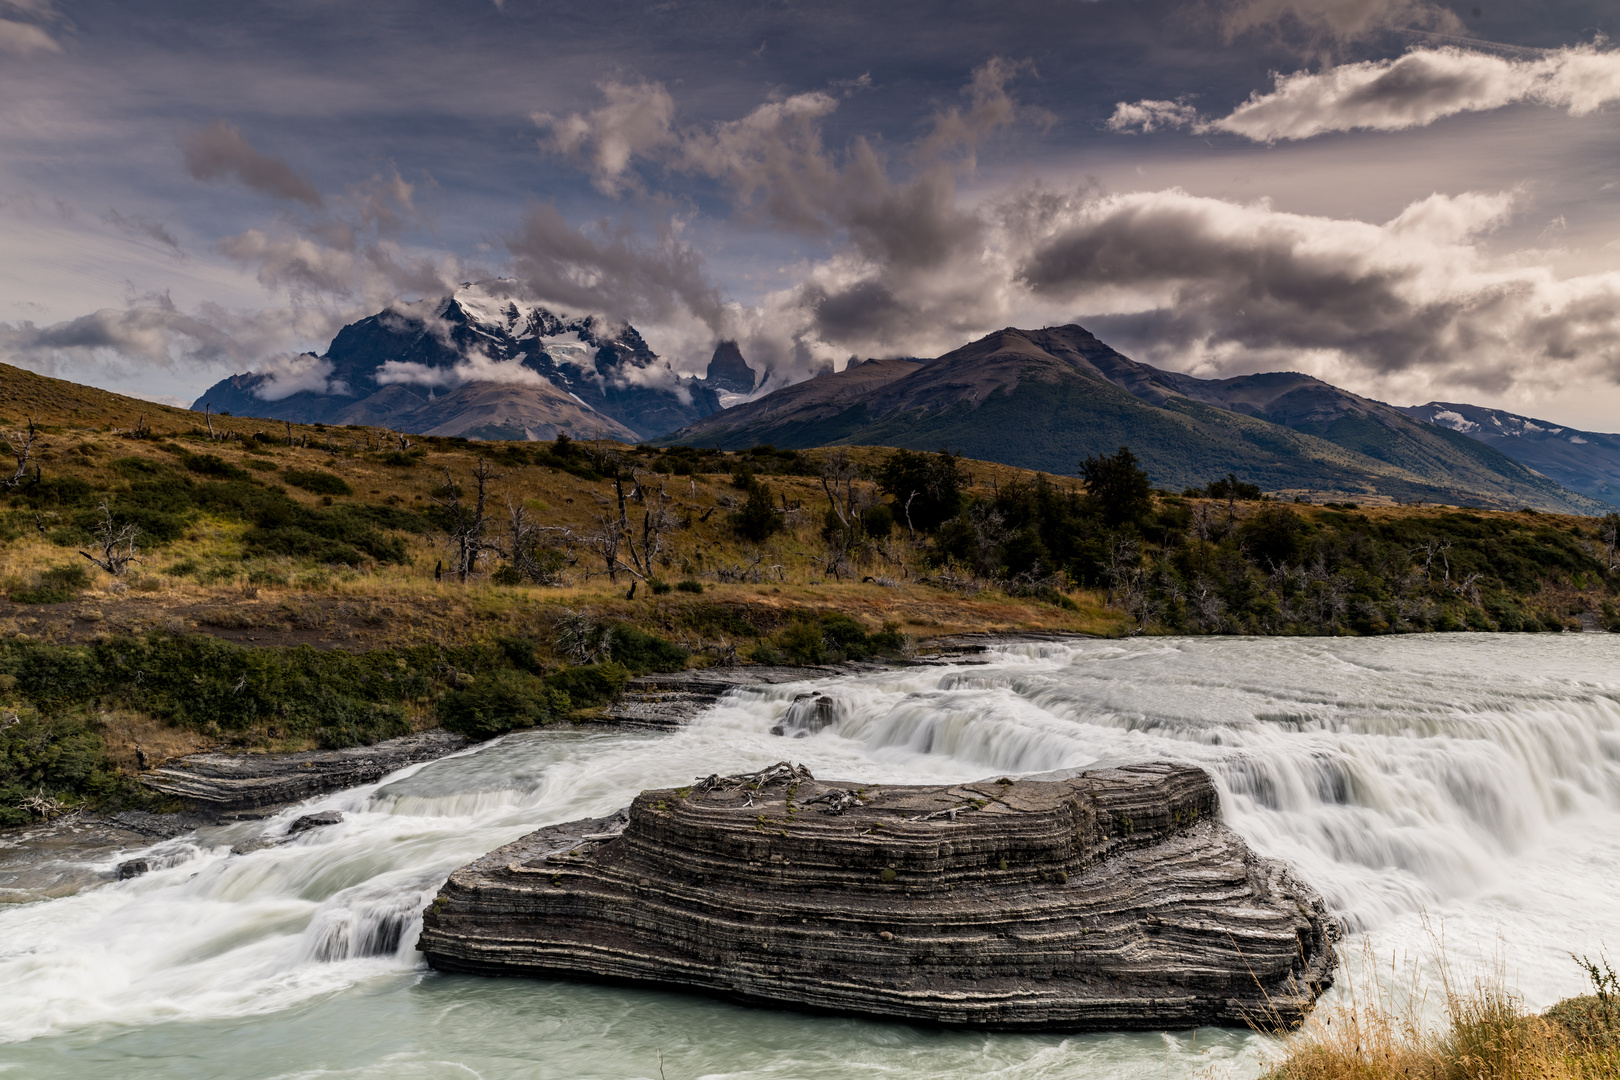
{"left": 116, "top": 859, "right": 150, "bottom": 880}
{"left": 288, "top": 810, "right": 344, "bottom": 834}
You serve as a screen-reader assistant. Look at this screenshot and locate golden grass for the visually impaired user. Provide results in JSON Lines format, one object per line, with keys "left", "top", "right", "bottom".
{"left": 1262, "top": 942, "right": 1620, "bottom": 1080}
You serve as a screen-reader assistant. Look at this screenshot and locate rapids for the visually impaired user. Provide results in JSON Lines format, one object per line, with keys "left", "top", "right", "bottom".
{"left": 1, "top": 634, "right": 1618, "bottom": 1079}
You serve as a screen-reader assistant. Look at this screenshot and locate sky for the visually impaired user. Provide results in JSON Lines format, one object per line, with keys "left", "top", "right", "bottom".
{"left": 2, "top": 0, "right": 1620, "bottom": 427}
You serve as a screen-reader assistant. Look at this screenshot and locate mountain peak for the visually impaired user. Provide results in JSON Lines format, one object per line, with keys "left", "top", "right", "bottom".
{"left": 703, "top": 340, "right": 757, "bottom": 394}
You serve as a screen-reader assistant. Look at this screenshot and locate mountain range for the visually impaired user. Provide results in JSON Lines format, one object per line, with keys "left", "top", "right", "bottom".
{"left": 1395, "top": 402, "right": 1620, "bottom": 509}
{"left": 193, "top": 287, "right": 1615, "bottom": 514}
{"left": 662, "top": 324, "right": 1609, "bottom": 514}
{"left": 194, "top": 283, "right": 737, "bottom": 443}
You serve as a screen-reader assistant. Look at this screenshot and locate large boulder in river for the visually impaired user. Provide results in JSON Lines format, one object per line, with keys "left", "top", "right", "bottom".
{"left": 416, "top": 761, "right": 1336, "bottom": 1030}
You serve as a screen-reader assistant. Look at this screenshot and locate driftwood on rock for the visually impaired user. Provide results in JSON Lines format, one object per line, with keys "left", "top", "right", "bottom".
{"left": 418, "top": 761, "right": 1337, "bottom": 1031}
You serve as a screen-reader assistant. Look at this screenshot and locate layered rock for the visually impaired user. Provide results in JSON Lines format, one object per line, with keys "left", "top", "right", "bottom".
{"left": 418, "top": 761, "right": 1336, "bottom": 1030}
{"left": 141, "top": 730, "right": 465, "bottom": 816}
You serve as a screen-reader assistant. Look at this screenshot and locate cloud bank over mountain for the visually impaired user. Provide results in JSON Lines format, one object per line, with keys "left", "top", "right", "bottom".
{"left": 1, "top": 0, "right": 1619, "bottom": 427}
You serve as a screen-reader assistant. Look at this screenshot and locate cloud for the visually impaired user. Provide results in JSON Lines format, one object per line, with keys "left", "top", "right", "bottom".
{"left": 250, "top": 353, "right": 346, "bottom": 401}
{"left": 1105, "top": 98, "right": 1200, "bottom": 134}
{"left": 102, "top": 209, "right": 184, "bottom": 256}
{"left": 180, "top": 120, "right": 324, "bottom": 207}
{"left": 1214, "top": 45, "right": 1620, "bottom": 141}
{"left": 531, "top": 61, "right": 1034, "bottom": 378}
{"left": 1015, "top": 187, "right": 1620, "bottom": 398}
{"left": 1110, "top": 46, "right": 1620, "bottom": 141}
{"left": 0, "top": 17, "right": 57, "bottom": 55}
{"left": 374, "top": 347, "right": 550, "bottom": 391}
{"left": 1221, "top": 0, "right": 1461, "bottom": 46}
{"left": 506, "top": 203, "right": 724, "bottom": 331}
{"left": 533, "top": 81, "right": 676, "bottom": 196}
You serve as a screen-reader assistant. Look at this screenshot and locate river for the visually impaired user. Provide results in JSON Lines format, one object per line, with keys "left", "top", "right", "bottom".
{"left": 2, "top": 634, "right": 1618, "bottom": 1079}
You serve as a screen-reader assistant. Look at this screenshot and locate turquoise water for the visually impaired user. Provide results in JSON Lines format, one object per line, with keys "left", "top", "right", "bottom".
{"left": 2, "top": 634, "right": 1618, "bottom": 1079}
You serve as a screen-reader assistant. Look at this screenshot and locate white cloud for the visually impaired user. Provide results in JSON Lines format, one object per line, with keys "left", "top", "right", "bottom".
{"left": 374, "top": 346, "right": 550, "bottom": 391}
{"left": 1105, "top": 99, "right": 1199, "bottom": 134}
{"left": 532, "top": 81, "right": 676, "bottom": 196}
{"left": 1207, "top": 45, "right": 1620, "bottom": 142}
{"left": 251, "top": 353, "right": 346, "bottom": 401}
{"left": 0, "top": 17, "right": 58, "bottom": 56}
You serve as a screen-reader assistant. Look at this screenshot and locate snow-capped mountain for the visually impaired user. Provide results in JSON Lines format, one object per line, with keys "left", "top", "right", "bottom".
{"left": 192, "top": 282, "right": 722, "bottom": 441}
{"left": 1398, "top": 401, "right": 1620, "bottom": 507}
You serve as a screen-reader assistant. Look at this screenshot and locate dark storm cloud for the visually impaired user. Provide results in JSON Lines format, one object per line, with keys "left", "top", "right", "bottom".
{"left": 1017, "top": 188, "right": 1620, "bottom": 394}
{"left": 506, "top": 202, "right": 724, "bottom": 329}
{"left": 181, "top": 120, "right": 324, "bottom": 207}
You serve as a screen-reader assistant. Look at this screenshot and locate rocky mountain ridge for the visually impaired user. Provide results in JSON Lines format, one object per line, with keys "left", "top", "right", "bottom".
{"left": 193, "top": 283, "right": 720, "bottom": 441}
{"left": 1398, "top": 401, "right": 1620, "bottom": 508}
{"left": 663, "top": 324, "right": 1605, "bottom": 514}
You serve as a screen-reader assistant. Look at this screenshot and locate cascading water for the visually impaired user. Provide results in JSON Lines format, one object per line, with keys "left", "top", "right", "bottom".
{"left": 1, "top": 634, "right": 1617, "bottom": 1079}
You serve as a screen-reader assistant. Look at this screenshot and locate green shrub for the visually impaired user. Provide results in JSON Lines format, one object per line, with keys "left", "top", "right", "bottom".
{"left": 181, "top": 452, "right": 252, "bottom": 481}
{"left": 650, "top": 579, "right": 673, "bottom": 595}
{"left": 436, "top": 669, "right": 570, "bottom": 740}
{"left": 245, "top": 459, "right": 280, "bottom": 472}
{"left": 766, "top": 612, "right": 906, "bottom": 666}
{"left": 0, "top": 712, "right": 127, "bottom": 828}
{"left": 545, "top": 662, "right": 631, "bottom": 708}
{"left": 607, "top": 625, "right": 689, "bottom": 673}
{"left": 675, "top": 579, "right": 704, "bottom": 594}
{"left": 729, "top": 481, "right": 782, "bottom": 542}
{"left": 10, "top": 564, "right": 91, "bottom": 604}
{"left": 748, "top": 641, "right": 785, "bottom": 665}
{"left": 284, "top": 469, "right": 353, "bottom": 496}
{"left": 774, "top": 621, "right": 827, "bottom": 665}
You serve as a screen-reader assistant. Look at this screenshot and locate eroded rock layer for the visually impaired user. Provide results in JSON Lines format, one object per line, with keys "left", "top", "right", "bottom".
{"left": 417, "top": 762, "right": 1336, "bottom": 1030}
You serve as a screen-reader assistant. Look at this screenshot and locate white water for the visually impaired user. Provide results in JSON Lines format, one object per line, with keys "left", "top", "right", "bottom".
{"left": 2, "top": 634, "right": 1618, "bottom": 1079}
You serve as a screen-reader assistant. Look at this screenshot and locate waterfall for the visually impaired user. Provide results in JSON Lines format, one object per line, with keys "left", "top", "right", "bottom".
{"left": 1, "top": 634, "right": 1617, "bottom": 1080}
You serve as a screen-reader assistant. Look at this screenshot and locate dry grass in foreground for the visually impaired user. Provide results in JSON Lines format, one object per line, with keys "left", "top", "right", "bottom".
{"left": 1262, "top": 947, "right": 1620, "bottom": 1080}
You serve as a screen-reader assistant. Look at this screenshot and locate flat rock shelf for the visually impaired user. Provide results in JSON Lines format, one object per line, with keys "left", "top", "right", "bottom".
{"left": 140, "top": 730, "right": 467, "bottom": 816}
{"left": 417, "top": 761, "right": 1338, "bottom": 1031}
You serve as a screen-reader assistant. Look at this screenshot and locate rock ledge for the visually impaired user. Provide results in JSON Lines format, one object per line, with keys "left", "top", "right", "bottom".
{"left": 418, "top": 761, "right": 1336, "bottom": 1030}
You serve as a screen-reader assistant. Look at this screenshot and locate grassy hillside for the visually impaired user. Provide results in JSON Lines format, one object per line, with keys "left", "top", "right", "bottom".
{"left": 2, "top": 360, "right": 1618, "bottom": 825}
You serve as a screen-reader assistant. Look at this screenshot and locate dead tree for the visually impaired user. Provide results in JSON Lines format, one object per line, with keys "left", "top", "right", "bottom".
{"left": 621, "top": 477, "right": 677, "bottom": 581}
{"left": 433, "top": 459, "right": 502, "bottom": 582}
{"left": 1600, "top": 512, "right": 1620, "bottom": 571}
{"left": 818, "top": 450, "right": 873, "bottom": 580}
{"left": 505, "top": 497, "right": 568, "bottom": 584}
{"left": 2, "top": 418, "right": 39, "bottom": 488}
{"left": 79, "top": 500, "right": 140, "bottom": 575}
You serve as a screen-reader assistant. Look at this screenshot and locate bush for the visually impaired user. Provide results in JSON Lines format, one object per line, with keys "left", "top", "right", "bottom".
{"left": 650, "top": 579, "right": 673, "bottom": 595}
{"left": 0, "top": 712, "right": 126, "bottom": 828}
{"left": 675, "top": 579, "right": 704, "bottom": 594}
{"left": 608, "top": 625, "right": 690, "bottom": 674}
{"left": 729, "top": 481, "right": 782, "bottom": 542}
{"left": 545, "top": 662, "right": 631, "bottom": 708}
{"left": 10, "top": 564, "right": 91, "bottom": 604}
{"left": 436, "top": 669, "right": 570, "bottom": 740}
{"left": 181, "top": 452, "right": 252, "bottom": 481}
{"left": 284, "top": 469, "right": 353, "bottom": 496}
{"left": 766, "top": 612, "right": 907, "bottom": 666}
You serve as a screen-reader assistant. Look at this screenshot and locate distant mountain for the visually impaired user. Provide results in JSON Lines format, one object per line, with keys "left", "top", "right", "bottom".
{"left": 194, "top": 283, "right": 719, "bottom": 441}
{"left": 1397, "top": 401, "right": 1620, "bottom": 508}
{"left": 702, "top": 340, "right": 757, "bottom": 395}
{"left": 663, "top": 324, "right": 1605, "bottom": 514}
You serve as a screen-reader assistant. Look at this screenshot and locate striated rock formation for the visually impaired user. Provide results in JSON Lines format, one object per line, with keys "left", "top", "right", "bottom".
{"left": 141, "top": 730, "right": 465, "bottom": 816}
{"left": 418, "top": 761, "right": 1337, "bottom": 1030}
